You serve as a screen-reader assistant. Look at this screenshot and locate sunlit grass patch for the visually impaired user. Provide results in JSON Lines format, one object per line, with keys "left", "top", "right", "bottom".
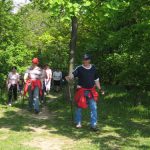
{"left": 0, "top": 86, "right": 150, "bottom": 150}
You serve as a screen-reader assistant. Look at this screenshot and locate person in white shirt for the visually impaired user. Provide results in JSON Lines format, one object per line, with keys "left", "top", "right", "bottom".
{"left": 44, "top": 64, "right": 52, "bottom": 93}
{"left": 53, "top": 69, "right": 62, "bottom": 92}
{"left": 7, "top": 66, "right": 20, "bottom": 106}
{"left": 24, "top": 58, "right": 46, "bottom": 114}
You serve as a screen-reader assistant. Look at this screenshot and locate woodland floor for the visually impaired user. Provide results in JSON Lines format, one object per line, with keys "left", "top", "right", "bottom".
{"left": 0, "top": 86, "right": 150, "bottom": 150}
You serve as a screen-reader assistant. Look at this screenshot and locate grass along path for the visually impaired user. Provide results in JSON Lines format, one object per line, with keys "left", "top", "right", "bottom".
{"left": 0, "top": 96, "right": 75, "bottom": 150}
{"left": 0, "top": 86, "right": 150, "bottom": 150}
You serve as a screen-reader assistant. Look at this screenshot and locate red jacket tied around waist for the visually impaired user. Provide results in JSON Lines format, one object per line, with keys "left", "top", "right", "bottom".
{"left": 74, "top": 87, "right": 99, "bottom": 109}
{"left": 24, "top": 79, "right": 42, "bottom": 96}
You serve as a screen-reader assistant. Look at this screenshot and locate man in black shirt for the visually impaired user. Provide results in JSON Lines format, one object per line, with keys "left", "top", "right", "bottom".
{"left": 66, "top": 54, "right": 104, "bottom": 131}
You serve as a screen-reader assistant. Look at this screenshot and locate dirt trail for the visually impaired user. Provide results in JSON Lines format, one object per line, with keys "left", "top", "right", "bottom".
{"left": 22, "top": 105, "right": 74, "bottom": 150}
{"left": 0, "top": 95, "right": 74, "bottom": 150}
{"left": 24, "top": 136, "right": 74, "bottom": 150}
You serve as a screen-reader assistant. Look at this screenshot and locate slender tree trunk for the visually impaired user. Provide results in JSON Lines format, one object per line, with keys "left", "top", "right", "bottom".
{"left": 66, "top": 16, "right": 78, "bottom": 122}
{"left": 66, "top": 16, "right": 77, "bottom": 103}
{"left": 69, "top": 16, "right": 78, "bottom": 75}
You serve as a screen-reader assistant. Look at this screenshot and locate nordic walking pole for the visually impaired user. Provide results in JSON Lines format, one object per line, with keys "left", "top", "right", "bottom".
{"left": 68, "top": 81, "right": 74, "bottom": 123}
{"left": 21, "top": 85, "right": 25, "bottom": 109}
{"left": 20, "top": 90, "right": 24, "bottom": 108}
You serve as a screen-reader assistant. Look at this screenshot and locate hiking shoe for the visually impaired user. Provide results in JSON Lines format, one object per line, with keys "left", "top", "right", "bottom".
{"left": 90, "top": 126, "right": 99, "bottom": 132}
{"left": 76, "top": 124, "right": 82, "bottom": 128}
{"left": 34, "top": 109, "right": 40, "bottom": 114}
{"left": 8, "top": 103, "right": 12, "bottom": 106}
{"left": 28, "top": 108, "right": 32, "bottom": 112}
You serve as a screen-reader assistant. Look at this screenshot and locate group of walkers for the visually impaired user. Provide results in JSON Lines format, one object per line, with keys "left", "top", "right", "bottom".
{"left": 7, "top": 58, "right": 63, "bottom": 112}
{"left": 6, "top": 54, "right": 105, "bottom": 131}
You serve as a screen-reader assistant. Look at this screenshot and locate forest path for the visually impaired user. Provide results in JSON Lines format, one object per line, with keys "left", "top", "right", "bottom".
{"left": 21, "top": 94, "right": 75, "bottom": 150}
{"left": 0, "top": 93, "right": 75, "bottom": 150}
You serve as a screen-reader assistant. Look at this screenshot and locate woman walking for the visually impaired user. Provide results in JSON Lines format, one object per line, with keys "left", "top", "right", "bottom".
{"left": 7, "top": 66, "right": 20, "bottom": 106}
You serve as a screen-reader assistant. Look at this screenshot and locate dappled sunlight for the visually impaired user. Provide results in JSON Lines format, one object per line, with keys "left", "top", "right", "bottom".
{"left": 0, "top": 86, "right": 150, "bottom": 150}
{"left": 47, "top": 94, "right": 59, "bottom": 100}
{"left": 105, "top": 92, "right": 127, "bottom": 100}
{"left": 0, "top": 0, "right": 149, "bottom": 149}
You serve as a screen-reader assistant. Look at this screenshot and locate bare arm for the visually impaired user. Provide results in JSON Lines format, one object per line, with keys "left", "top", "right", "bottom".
{"left": 65, "top": 74, "right": 74, "bottom": 81}
{"left": 24, "top": 73, "right": 29, "bottom": 83}
{"left": 17, "top": 74, "right": 20, "bottom": 84}
{"left": 95, "top": 80, "right": 105, "bottom": 95}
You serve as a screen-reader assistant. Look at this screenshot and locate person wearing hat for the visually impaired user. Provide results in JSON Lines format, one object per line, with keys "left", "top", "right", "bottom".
{"left": 24, "top": 58, "right": 46, "bottom": 114}
{"left": 66, "top": 54, "right": 104, "bottom": 131}
{"left": 7, "top": 66, "right": 20, "bottom": 106}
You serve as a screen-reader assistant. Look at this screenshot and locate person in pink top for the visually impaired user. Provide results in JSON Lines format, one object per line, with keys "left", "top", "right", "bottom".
{"left": 7, "top": 66, "right": 20, "bottom": 106}
{"left": 44, "top": 64, "right": 52, "bottom": 94}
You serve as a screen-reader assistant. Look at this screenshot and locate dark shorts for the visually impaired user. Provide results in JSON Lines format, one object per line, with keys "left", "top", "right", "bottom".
{"left": 54, "top": 80, "right": 61, "bottom": 86}
{"left": 19, "top": 85, "right": 23, "bottom": 91}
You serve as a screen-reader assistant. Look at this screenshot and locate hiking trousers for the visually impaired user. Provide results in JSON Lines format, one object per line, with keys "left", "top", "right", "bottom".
{"left": 28, "top": 86, "right": 40, "bottom": 111}
{"left": 75, "top": 90, "right": 97, "bottom": 127}
{"left": 8, "top": 84, "right": 17, "bottom": 104}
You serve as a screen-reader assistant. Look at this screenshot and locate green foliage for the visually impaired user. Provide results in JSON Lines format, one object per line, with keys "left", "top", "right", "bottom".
{"left": 33, "top": 0, "right": 92, "bottom": 17}
{"left": 0, "top": 0, "right": 149, "bottom": 91}
{"left": 0, "top": 86, "right": 150, "bottom": 149}
{"left": 0, "top": 1, "right": 34, "bottom": 85}
{"left": 18, "top": 5, "right": 70, "bottom": 69}
{"left": 75, "top": 0, "right": 150, "bottom": 88}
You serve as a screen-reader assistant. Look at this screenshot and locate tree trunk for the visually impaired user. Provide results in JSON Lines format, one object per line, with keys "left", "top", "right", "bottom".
{"left": 69, "top": 16, "right": 78, "bottom": 75}
{"left": 66, "top": 16, "right": 78, "bottom": 102}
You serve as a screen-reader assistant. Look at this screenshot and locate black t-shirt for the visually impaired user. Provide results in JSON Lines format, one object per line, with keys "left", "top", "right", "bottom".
{"left": 72, "top": 65, "right": 99, "bottom": 88}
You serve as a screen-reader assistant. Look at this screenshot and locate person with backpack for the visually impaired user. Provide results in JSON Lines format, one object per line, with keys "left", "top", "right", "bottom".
{"left": 66, "top": 54, "right": 104, "bottom": 131}
{"left": 7, "top": 66, "right": 20, "bottom": 106}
